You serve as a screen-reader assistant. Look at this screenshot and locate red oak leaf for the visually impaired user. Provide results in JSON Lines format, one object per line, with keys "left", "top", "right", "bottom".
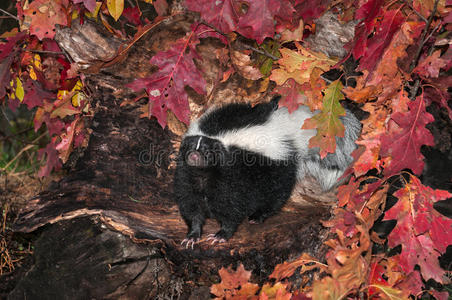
{"left": 380, "top": 95, "right": 434, "bottom": 176}
{"left": 0, "top": 56, "right": 14, "bottom": 100}
{"left": 122, "top": 6, "right": 142, "bottom": 26}
{"left": 0, "top": 32, "right": 27, "bottom": 99}
{"left": 358, "top": 9, "right": 404, "bottom": 73}
{"left": 55, "top": 118, "right": 80, "bottom": 163}
{"left": 127, "top": 33, "right": 206, "bottom": 127}
{"left": 431, "top": 291, "right": 449, "bottom": 300}
{"left": 193, "top": 23, "right": 228, "bottom": 44}
{"left": 424, "top": 76, "right": 452, "bottom": 120}
{"left": 0, "top": 31, "right": 27, "bottom": 60}
{"left": 368, "top": 262, "right": 395, "bottom": 298}
{"left": 72, "top": 0, "right": 97, "bottom": 12}
{"left": 38, "top": 139, "right": 63, "bottom": 177}
{"left": 322, "top": 208, "right": 357, "bottom": 237}
{"left": 186, "top": 0, "right": 295, "bottom": 44}
{"left": 396, "top": 268, "right": 423, "bottom": 297}
{"left": 24, "top": 0, "right": 68, "bottom": 40}
{"left": 154, "top": 0, "right": 169, "bottom": 16}
{"left": 384, "top": 176, "right": 452, "bottom": 283}
{"left": 353, "top": 139, "right": 382, "bottom": 176}
{"left": 236, "top": 0, "right": 280, "bottom": 44}
{"left": 269, "top": 253, "right": 326, "bottom": 281}
{"left": 50, "top": 92, "right": 81, "bottom": 119}
{"left": 273, "top": 0, "right": 297, "bottom": 30}
{"left": 273, "top": 78, "right": 307, "bottom": 113}
{"left": 22, "top": 80, "right": 54, "bottom": 109}
{"left": 294, "top": 0, "right": 329, "bottom": 24}
{"left": 184, "top": 0, "right": 239, "bottom": 34}
{"left": 413, "top": 50, "right": 448, "bottom": 78}
{"left": 34, "top": 106, "right": 65, "bottom": 136}
{"left": 346, "top": 0, "right": 384, "bottom": 59}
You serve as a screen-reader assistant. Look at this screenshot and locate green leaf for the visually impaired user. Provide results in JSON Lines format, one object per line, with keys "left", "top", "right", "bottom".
{"left": 260, "top": 58, "right": 274, "bottom": 76}
{"left": 302, "top": 80, "right": 346, "bottom": 158}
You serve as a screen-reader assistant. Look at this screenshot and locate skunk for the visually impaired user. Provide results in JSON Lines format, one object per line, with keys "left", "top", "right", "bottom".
{"left": 174, "top": 97, "right": 361, "bottom": 247}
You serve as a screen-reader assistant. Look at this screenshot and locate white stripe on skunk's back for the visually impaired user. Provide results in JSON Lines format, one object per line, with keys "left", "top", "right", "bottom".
{"left": 186, "top": 105, "right": 317, "bottom": 161}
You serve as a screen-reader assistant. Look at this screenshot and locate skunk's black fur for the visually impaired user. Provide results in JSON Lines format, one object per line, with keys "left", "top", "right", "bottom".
{"left": 174, "top": 97, "right": 361, "bottom": 243}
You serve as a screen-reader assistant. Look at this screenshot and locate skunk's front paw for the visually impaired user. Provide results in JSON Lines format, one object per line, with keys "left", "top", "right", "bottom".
{"left": 181, "top": 238, "right": 199, "bottom": 249}
{"left": 206, "top": 233, "right": 226, "bottom": 245}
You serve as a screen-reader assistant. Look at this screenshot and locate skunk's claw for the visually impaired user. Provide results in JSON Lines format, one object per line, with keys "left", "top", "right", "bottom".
{"left": 206, "top": 234, "right": 226, "bottom": 245}
{"left": 181, "top": 238, "right": 199, "bottom": 249}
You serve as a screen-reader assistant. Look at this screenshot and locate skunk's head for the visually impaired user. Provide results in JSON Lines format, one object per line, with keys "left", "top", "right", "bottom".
{"left": 180, "top": 135, "right": 226, "bottom": 168}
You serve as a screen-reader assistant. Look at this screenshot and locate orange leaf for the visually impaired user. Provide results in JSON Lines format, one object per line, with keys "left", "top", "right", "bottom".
{"left": 211, "top": 264, "right": 259, "bottom": 299}
{"left": 24, "top": 0, "right": 69, "bottom": 40}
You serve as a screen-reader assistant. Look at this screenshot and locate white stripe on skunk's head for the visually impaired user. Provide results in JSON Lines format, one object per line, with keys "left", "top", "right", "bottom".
{"left": 179, "top": 135, "right": 227, "bottom": 168}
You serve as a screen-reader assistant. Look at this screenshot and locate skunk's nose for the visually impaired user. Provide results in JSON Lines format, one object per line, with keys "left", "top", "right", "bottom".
{"left": 187, "top": 150, "right": 203, "bottom": 166}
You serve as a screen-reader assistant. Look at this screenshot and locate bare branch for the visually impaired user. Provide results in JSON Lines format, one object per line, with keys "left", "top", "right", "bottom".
{"left": 24, "top": 49, "right": 65, "bottom": 55}
{"left": 404, "top": 1, "right": 428, "bottom": 23}
{"left": 408, "top": 0, "right": 440, "bottom": 74}
{"left": 408, "top": 0, "right": 440, "bottom": 99}
{"left": 0, "top": 8, "right": 19, "bottom": 21}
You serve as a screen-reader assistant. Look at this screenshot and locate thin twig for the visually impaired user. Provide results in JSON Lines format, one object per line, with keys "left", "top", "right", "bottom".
{"left": 0, "top": 107, "right": 11, "bottom": 124}
{"left": 0, "top": 132, "right": 46, "bottom": 173}
{"left": 423, "top": 22, "right": 441, "bottom": 45}
{"left": 199, "top": 20, "right": 227, "bottom": 37}
{"left": 410, "top": 44, "right": 436, "bottom": 99}
{"left": 408, "top": 0, "right": 440, "bottom": 74}
{"left": 0, "top": 127, "right": 34, "bottom": 142}
{"left": 199, "top": 21, "right": 279, "bottom": 60}
{"left": 404, "top": 0, "right": 428, "bottom": 23}
{"left": 240, "top": 43, "right": 279, "bottom": 60}
{"left": 24, "top": 49, "right": 65, "bottom": 55}
{"left": 0, "top": 8, "right": 19, "bottom": 21}
{"left": 408, "top": 0, "right": 440, "bottom": 99}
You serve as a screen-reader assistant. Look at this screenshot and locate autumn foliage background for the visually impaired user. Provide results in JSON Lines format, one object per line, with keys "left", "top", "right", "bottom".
{"left": 0, "top": 0, "right": 451, "bottom": 298}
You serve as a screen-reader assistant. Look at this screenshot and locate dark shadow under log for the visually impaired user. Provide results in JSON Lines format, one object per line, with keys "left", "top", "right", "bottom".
{"left": 10, "top": 16, "right": 332, "bottom": 298}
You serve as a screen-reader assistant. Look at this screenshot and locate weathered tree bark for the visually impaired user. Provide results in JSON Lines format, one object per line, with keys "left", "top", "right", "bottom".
{"left": 10, "top": 16, "right": 334, "bottom": 299}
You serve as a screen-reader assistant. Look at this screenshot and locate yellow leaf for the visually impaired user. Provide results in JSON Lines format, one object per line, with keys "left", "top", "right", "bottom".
{"left": 71, "top": 9, "right": 79, "bottom": 20}
{"left": 107, "top": 0, "right": 124, "bottom": 21}
{"left": 15, "top": 78, "right": 25, "bottom": 101}
{"left": 369, "top": 284, "right": 407, "bottom": 300}
{"left": 29, "top": 66, "right": 37, "bottom": 80}
{"left": 72, "top": 80, "right": 83, "bottom": 92}
{"left": 71, "top": 91, "right": 85, "bottom": 107}
{"left": 57, "top": 89, "right": 69, "bottom": 100}
{"left": 33, "top": 54, "right": 41, "bottom": 69}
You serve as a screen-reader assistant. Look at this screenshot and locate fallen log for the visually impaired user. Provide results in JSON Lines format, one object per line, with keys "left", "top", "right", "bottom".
{"left": 10, "top": 15, "right": 333, "bottom": 299}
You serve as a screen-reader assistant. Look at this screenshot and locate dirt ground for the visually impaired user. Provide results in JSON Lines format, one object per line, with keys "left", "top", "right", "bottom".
{"left": 0, "top": 172, "right": 61, "bottom": 297}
